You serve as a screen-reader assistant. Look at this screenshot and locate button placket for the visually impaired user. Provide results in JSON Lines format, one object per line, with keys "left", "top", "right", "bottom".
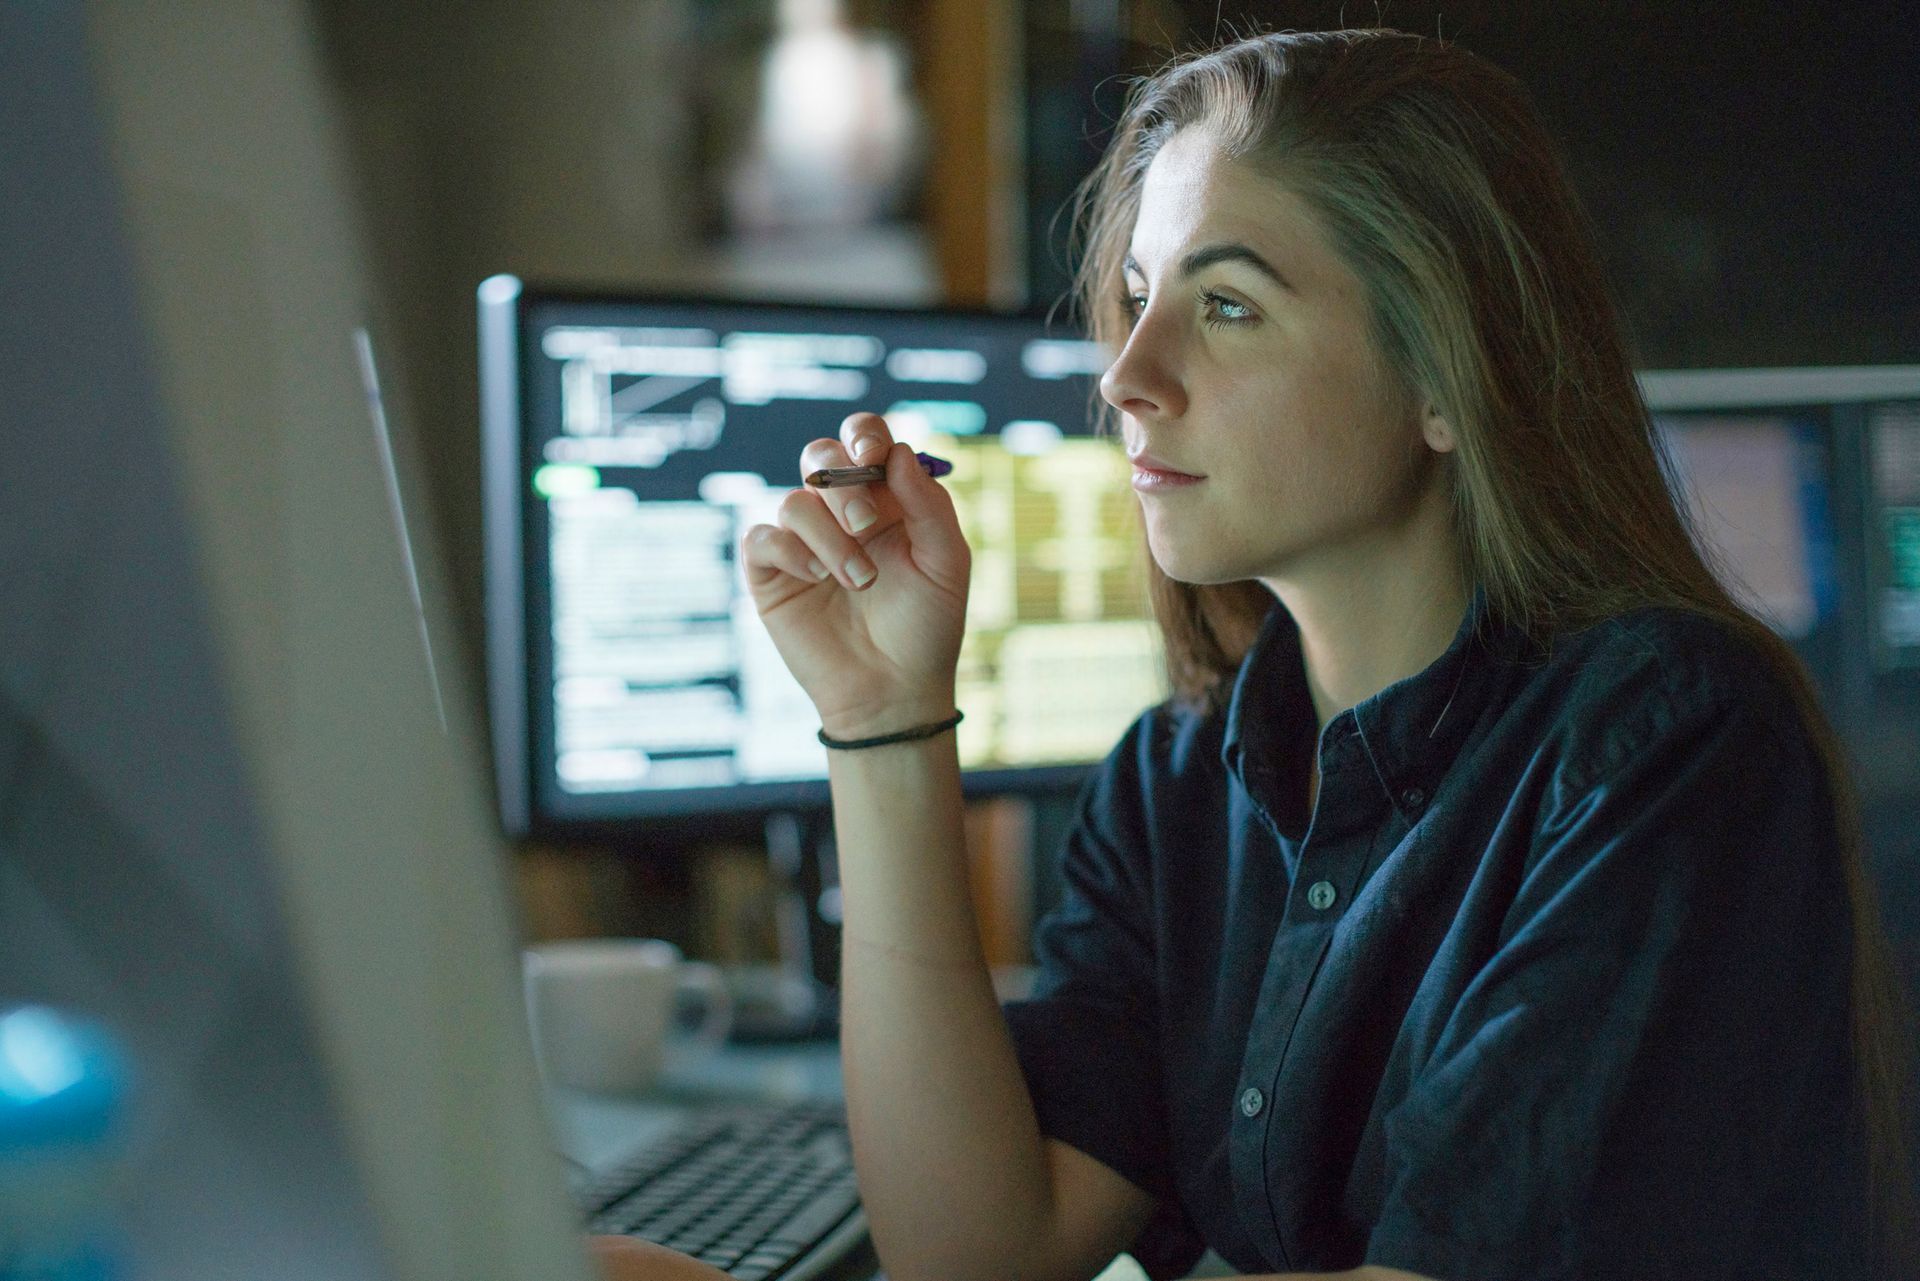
{"left": 1297, "top": 744, "right": 1365, "bottom": 920}
{"left": 1232, "top": 715, "right": 1373, "bottom": 1266}
{"left": 1228, "top": 918, "right": 1334, "bottom": 1268}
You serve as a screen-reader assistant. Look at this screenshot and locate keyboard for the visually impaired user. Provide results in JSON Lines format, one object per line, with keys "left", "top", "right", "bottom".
{"left": 574, "top": 1101, "right": 865, "bottom": 1281}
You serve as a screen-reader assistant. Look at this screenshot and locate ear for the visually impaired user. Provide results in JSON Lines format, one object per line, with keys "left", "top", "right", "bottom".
{"left": 1420, "top": 403, "right": 1457, "bottom": 454}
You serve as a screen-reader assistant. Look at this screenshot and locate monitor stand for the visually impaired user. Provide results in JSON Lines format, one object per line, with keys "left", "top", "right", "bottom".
{"left": 727, "top": 809, "right": 840, "bottom": 1042}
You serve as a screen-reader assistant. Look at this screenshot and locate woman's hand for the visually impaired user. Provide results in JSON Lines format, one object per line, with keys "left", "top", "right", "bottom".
{"left": 738, "top": 412, "right": 971, "bottom": 739}
{"left": 588, "top": 1235, "right": 733, "bottom": 1281}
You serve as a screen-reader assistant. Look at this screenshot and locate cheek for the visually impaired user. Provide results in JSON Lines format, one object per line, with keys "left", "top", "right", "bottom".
{"left": 1227, "top": 370, "right": 1365, "bottom": 490}
{"left": 1239, "top": 377, "right": 1415, "bottom": 515}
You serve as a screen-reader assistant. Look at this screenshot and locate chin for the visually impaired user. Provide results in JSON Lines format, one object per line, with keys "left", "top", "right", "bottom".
{"left": 1145, "top": 539, "right": 1259, "bottom": 588}
{"left": 1144, "top": 514, "right": 1302, "bottom": 587}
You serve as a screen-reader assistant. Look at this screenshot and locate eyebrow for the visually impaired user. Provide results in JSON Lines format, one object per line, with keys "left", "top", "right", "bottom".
{"left": 1124, "top": 243, "right": 1295, "bottom": 293}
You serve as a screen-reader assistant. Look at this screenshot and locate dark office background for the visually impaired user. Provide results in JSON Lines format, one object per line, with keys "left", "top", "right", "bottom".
{"left": 313, "top": 2, "right": 1920, "bottom": 985}
{"left": 1026, "top": 1, "right": 1920, "bottom": 368}
{"left": 316, "top": 0, "right": 1919, "bottom": 696}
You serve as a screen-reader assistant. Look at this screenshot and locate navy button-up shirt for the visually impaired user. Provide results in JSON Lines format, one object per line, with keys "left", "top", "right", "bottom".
{"left": 1002, "top": 585, "right": 1869, "bottom": 1281}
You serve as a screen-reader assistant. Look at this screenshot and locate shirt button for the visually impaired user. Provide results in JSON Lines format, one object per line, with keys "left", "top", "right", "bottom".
{"left": 1306, "top": 880, "right": 1337, "bottom": 911}
{"left": 1400, "top": 785, "right": 1426, "bottom": 809}
{"left": 1239, "top": 1087, "right": 1265, "bottom": 1118}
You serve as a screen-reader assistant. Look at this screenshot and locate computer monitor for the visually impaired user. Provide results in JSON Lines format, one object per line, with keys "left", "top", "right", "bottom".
{"left": 1641, "top": 366, "right": 1920, "bottom": 689}
{"left": 1649, "top": 405, "right": 1839, "bottom": 641}
{"left": 3, "top": 4, "right": 592, "bottom": 1279}
{"left": 480, "top": 283, "right": 1167, "bottom": 837}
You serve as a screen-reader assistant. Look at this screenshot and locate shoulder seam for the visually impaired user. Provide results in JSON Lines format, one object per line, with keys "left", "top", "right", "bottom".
{"left": 1556, "top": 683, "right": 1754, "bottom": 800}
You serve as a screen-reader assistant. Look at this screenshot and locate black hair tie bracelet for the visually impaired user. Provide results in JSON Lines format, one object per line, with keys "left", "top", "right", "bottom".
{"left": 817, "top": 710, "right": 964, "bottom": 751}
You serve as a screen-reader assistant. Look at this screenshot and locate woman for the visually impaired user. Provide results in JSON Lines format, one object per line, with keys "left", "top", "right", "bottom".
{"left": 604, "top": 26, "right": 1917, "bottom": 1281}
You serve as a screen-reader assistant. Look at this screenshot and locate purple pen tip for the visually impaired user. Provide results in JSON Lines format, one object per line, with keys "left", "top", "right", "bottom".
{"left": 915, "top": 451, "right": 954, "bottom": 478}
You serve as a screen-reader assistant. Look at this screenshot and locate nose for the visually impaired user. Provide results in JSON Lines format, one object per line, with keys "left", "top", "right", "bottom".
{"left": 1098, "top": 313, "right": 1187, "bottom": 422}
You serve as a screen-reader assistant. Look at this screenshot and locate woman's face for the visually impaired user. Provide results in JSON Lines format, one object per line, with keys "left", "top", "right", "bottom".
{"left": 1100, "top": 128, "right": 1454, "bottom": 590}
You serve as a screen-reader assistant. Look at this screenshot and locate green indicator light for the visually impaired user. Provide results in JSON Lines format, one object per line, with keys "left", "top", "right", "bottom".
{"left": 885, "top": 400, "right": 988, "bottom": 436}
{"left": 533, "top": 463, "right": 600, "bottom": 498}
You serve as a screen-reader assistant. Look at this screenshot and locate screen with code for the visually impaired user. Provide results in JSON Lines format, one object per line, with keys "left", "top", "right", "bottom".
{"left": 482, "top": 282, "right": 1166, "bottom": 828}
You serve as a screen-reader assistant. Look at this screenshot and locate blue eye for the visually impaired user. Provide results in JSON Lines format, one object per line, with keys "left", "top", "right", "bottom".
{"left": 1114, "top": 288, "right": 1254, "bottom": 330}
{"left": 1198, "top": 289, "right": 1253, "bottom": 329}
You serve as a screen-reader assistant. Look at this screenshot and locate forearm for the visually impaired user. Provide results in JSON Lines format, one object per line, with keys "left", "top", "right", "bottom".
{"left": 828, "top": 733, "right": 1058, "bottom": 1281}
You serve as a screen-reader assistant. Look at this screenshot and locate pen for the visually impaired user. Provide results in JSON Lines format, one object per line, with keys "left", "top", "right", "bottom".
{"left": 805, "top": 450, "right": 953, "bottom": 488}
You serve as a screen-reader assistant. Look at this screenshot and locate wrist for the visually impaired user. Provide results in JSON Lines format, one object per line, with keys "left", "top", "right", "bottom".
{"left": 819, "top": 709, "right": 962, "bottom": 751}
{"left": 818, "top": 694, "right": 957, "bottom": 743}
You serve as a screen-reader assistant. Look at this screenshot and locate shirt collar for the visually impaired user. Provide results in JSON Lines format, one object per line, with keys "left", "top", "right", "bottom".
{"left": 1219, "top": 582, "right": 1524, "bottom": 814}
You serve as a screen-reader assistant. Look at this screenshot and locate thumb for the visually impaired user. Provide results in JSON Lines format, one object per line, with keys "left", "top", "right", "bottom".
{"left": 885, "top": 442, "right": 968, "bottom": 568}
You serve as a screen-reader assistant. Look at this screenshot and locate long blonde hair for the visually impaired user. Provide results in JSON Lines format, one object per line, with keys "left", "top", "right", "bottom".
{"left": 1065, "top": 26, "right": 1917, "bottom": 1272}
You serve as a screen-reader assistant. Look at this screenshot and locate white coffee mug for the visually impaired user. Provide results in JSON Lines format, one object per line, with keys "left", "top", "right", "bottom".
{"left": 522, "top": 938, "right": 732, "bottom": 1094}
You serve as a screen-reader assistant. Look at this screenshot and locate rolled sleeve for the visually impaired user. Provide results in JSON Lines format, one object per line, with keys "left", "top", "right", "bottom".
{"left": 1001, "top": 712, "right": 1205, "bottom": 1280}
{"left": 1365, "top": 693, "right": 1857, "bottom": 1281}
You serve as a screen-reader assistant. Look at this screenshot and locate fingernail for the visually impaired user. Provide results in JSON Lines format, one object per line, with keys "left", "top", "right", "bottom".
{"left": 807, "top": 557, "right": 830, "bottom": 580}
{"left": 845, "top": 497, "right": 876, "bottom": 533}
{"left": 853, "top": 435, "right": 884, "bottom": 461}
{"left": 845, "top": 554, "right": 875, "bottom": 587}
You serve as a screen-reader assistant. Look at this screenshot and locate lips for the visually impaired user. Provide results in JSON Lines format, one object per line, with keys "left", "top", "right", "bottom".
{"left": 1128, "top": 448, "right": 1205, "bottom": 494}
{"left": 1127, "top": 449, "right": 1203, "bottom": 480}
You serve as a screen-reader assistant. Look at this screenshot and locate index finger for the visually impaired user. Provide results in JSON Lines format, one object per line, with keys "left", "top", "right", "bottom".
{"left": 799, "top": 434, "right": 901, "bottom": 537}
{"left": 840, "top": 411, "right": 895, "bottom": 466}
